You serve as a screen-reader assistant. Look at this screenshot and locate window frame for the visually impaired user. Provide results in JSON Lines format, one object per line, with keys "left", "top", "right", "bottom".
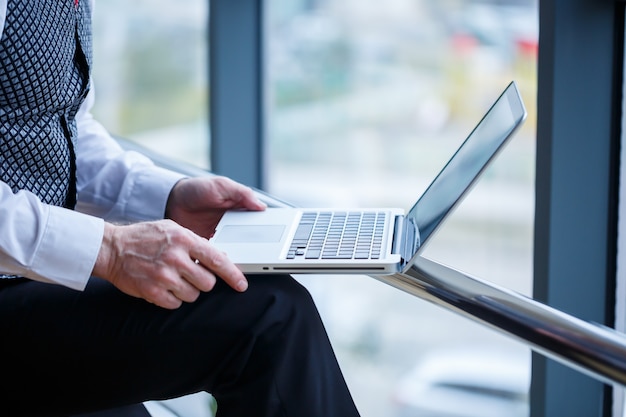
{"left": 532, "top": 0, "right": 624, "bottom": 415}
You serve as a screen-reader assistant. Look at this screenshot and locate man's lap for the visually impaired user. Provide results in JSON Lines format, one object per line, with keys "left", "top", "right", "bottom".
{"left": 0, "top": 274, "right": 310, "bottom": 416}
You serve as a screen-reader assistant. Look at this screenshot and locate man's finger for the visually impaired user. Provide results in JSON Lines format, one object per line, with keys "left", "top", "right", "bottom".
{"left": 184, "top": 258, "right": 218, "bottom": 292}
{"left": 192, "top": 248, "right": 248, "bottom": 292}
{"left": 151, "top": 289, "right": 184, "bottom": 310}
{"left": 170, "top": 274, "right": 202, "bottom": 303}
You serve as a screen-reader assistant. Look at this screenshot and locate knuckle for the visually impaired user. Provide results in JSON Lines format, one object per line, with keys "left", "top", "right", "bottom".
{"left": 198, "top": 275, "right": 216, "bottom": 292}
{"left": 143, "top": 285, "right": 163, "bottom": 302}
{"left": 162, "top": 298, "right": 183, "bottom": 310}
{"left": 151, "top": 290, "right": 182, "bottom": 310}
{"left": 205, "top": 250, "right": 227, "bottom": 269}
{"left": 186, "top": 290, "right": 201, "bottom": 303}
{"left": 157, "top": 270, "right": 178, "bottom": 287}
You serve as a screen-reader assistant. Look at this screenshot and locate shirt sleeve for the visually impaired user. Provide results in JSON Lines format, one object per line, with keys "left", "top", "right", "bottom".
{"left": 67, "top": 86, "right": 185, "bottom": 288}
{"left": 74, "top": 86, "right": 185, "bottom": 222}
{"left": 0, "top": 182, "right": 104, "bottom": 290}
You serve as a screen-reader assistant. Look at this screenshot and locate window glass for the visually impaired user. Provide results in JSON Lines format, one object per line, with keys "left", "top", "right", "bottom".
{"left": 267, "top": 1, "right": 537, "bottom": 416}
{"left": 91, "top": 0, "right": 210, "bottom": 169}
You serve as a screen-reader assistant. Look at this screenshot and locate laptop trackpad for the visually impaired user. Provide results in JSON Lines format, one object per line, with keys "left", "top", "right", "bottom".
{"left": 215, "top": 225, "right": 285, "bottom": 243}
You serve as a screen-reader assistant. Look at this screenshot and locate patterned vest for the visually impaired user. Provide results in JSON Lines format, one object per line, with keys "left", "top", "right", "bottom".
{"left": 0, "top": 0, "right": 92, "bottom": 209}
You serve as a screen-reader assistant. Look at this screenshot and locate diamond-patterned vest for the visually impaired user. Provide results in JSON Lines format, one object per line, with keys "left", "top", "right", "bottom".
{"left": 0, "top": 0, "right": 92, "bottom": 209}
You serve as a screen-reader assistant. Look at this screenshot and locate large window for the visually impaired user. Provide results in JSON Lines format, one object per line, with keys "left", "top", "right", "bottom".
{"left": 91, "top": 0, "right": 210, "bottom": 169}
{"left": 266, "top": 1, "right": 537, "bottom": 416}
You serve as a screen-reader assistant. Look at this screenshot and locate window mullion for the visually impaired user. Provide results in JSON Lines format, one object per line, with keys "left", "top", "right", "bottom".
{"left": 209, "top": 0, "right": 265, "bottom": 188}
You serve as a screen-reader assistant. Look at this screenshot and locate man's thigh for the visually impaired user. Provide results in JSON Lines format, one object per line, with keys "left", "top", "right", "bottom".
{"left": 0, "top": 275, "right": 299, "bottom": 417}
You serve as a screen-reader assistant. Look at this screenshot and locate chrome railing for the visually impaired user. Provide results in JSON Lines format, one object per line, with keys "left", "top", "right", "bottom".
{"left": 375, "top": 257, "right": 626, "bottom": 387}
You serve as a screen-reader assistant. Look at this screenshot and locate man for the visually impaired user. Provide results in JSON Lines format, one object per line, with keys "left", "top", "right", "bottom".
{"left": 0, "top": 0, "right": 362, "bottom": 416}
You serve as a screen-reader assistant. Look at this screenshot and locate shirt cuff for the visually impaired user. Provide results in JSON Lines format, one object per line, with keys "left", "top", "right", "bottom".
{"left": 31, "top": 206, "right": 104, "bottom": 291}
{"left": 123, "top": 166, "right": 187, "bottom": 221}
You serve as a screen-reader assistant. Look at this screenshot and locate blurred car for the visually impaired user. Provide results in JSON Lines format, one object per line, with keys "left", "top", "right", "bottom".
{"left": 392, "top": 346, "right": 530, "bottom": 417}
{"left": 145, "top": 392, "right": 216, "bottom": 417}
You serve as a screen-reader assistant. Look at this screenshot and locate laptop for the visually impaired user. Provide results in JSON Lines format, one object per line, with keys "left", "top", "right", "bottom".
{"left": 208, "top": 81, "right": 527, "bottom": 275}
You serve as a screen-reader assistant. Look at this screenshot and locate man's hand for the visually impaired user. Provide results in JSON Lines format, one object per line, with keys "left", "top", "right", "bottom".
{"left": 93, "top": 176, "right": 266, "bottom": 309}
{"left": 94, "top": 220, "right": 248, "bottom": 309}
{"left": 165, "top": 176, "right": 266, "bottom": 239}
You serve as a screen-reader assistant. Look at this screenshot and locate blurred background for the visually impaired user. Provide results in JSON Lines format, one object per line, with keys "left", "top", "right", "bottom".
{"left": 92, "top": 0, "right": 538, "bottom": 415}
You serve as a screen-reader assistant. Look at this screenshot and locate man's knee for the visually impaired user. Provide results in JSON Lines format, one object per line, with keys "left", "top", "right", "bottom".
{"left": 245, "top": 274, "right": 320, "bottom": 327}
{"left": 186, "top": 274, "right": 320, "bottom": 339}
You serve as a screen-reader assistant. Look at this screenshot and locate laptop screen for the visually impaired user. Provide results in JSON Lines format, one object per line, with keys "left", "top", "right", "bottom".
{"left": 406, "top": 81, "right": 527, "bottom": 264}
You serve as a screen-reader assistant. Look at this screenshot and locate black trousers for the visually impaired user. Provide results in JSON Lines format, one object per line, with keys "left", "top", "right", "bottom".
{"left": 0, "top": 275, "right": 361, "bottom": 417}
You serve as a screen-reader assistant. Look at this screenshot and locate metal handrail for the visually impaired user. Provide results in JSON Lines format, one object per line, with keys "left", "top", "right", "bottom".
{"left": 375, "top": 257, "right": 626, "bottom": 387}
{"left": 118, "top": 137, "right": 626, "bottom": 387}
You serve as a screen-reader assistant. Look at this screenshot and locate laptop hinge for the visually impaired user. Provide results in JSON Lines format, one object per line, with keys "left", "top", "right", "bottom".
{"left": 392, "top": 216, "right": 419, "bottom": 267}
{"left": 391, "top": 216, "right": 404, "bottom": 257}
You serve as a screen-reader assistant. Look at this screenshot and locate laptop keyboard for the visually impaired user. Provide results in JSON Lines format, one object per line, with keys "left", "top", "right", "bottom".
{"left": 286, "top": 211, "right": 387, "bottom": 260}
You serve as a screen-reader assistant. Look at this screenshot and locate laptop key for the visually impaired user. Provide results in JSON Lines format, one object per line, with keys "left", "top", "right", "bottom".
{"left": 293, "top": 223, "right": 314, "bottom": 241}
{"left": 305, "top": 249, "right": 321, "bottom": 259}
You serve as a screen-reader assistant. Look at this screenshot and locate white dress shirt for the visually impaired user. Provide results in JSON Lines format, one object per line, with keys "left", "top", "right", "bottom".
{"left": 0, "top": 0, "right": 186, "bottom": 290}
